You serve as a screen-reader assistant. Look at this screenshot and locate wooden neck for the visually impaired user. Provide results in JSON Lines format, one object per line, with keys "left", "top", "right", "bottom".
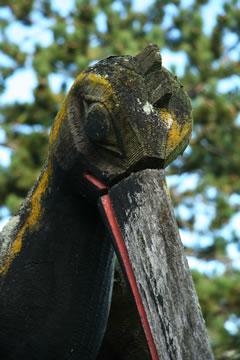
{"left": 0, "top": 156, "right": 115, "bottom": 360}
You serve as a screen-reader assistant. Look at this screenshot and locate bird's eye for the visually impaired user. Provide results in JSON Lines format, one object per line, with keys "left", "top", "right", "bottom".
{"left": 85, "top": 103, "right": 109, "bottom": 143}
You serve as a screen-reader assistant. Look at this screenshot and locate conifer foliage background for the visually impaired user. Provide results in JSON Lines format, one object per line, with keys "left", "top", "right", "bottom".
{"left": 0, "top": 0, "right": 240, "bottom": 357}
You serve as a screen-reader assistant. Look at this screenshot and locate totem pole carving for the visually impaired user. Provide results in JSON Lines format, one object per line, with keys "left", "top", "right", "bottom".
{"left": 0, "top": 44, "right": 213, "bottom": 360}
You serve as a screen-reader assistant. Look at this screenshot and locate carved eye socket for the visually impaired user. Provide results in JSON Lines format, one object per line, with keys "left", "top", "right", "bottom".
{"left": 154, "top": 92, "right": 172, "bottom": 109}
{"left": 85, "top": 103, "right": 109, "bottom": 142}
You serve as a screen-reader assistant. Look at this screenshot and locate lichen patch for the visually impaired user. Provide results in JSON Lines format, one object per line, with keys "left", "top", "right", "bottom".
{"left": 160, "top": 109, "right": 175, "bottom": 130}
{"left": 143, "top": 101, "right": 154, "bottom": 115}
{"left": 0, "top": 161, "right": 52, "bottom": 276}
{"left": 166, "top": 119, "right": 191, "bottom": 156}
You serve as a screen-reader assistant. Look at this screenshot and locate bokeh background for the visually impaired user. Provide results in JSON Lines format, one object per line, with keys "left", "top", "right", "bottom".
{"left": 0, "top": 0, "right": 240, "bottom": 358}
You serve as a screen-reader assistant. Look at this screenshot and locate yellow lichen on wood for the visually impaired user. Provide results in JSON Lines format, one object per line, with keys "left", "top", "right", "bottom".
{"left": 73, "top": 72, "right": 113, "bottom": 103}
{"left": 29, "top": 162, "right": 52, "bottom": 226}
{"left": 166, "top": 116, "right": 191, "bottom": 156}
{"left": 0, "top": 161, "right": 52, "bottom": 276}
{"left": 87, "top": 73, "right": 113, "bottom": 101}
{"left": 49, "top": 72, "right": 113, "bottom": 145}
{"left": 160, "top": 109, "right": 175, "bottom": 130}
{"left": 81, "top": 73, "right": 115, "bottom": 111}
{"left": 49, "top": 100, "right": 68, "bottom": 144}
{"left": 49, "top": 73, "right": 87, "bottom": 144}
{"left": 165, "top": 179, "right": 171, "bottom": 200}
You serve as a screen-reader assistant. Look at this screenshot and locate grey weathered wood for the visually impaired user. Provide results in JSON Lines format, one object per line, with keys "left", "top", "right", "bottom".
{"left": 109, "top": 168, "right": 214, "bottom": 360}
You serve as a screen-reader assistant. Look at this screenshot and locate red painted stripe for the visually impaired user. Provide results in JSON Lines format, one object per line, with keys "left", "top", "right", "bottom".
{"left": 101, "top": 194, "right": 160, "bottom": 360}
{"left": 84, "top": 172, "right": 108, "bottom": 191}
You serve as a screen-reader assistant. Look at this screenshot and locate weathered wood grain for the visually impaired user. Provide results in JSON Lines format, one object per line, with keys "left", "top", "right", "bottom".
{"left": 108, "top": 168, "right": 214, "bottom": 360}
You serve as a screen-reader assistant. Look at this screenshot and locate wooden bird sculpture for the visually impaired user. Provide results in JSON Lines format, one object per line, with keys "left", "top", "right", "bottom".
{"left": 0, "top": 44, "right": 206, "bottom": 360}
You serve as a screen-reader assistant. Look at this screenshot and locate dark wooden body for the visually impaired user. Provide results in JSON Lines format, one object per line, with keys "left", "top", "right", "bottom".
{"left": 0, "top": 160, "right": 115, "bottom": 360}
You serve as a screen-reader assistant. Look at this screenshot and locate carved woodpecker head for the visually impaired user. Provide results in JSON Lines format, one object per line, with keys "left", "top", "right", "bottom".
{"left": 50, "top": 44, "right": 192, "bottom": 191}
